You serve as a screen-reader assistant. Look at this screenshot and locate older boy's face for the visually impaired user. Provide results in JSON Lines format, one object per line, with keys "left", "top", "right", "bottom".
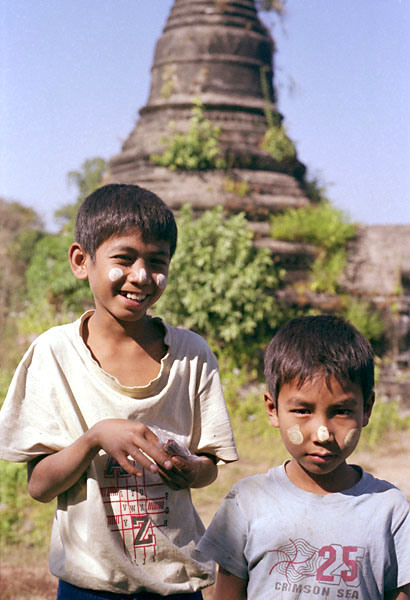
{"left": 265, "top": 375, "right": 374, "bottom": 492}
{"left": 84, "top": 229, "right": 171, "bottom": 324}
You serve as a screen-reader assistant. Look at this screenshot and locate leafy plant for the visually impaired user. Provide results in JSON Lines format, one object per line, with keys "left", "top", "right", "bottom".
{"left": 270, "top": 201, "right": 357, "bottom": 294}
{"left": 358, "top": 398, "right": 410, "bottom": 449}
{"left": 223, "top": 177, "right": 251, "bottom": 197}
{"left": 151, "top": 98, "right": 226, "bottom": 171}
{"left": 341, "top": 297, "right": 385, "bottom": 345}
{"left": 259, "top": 66, "right": 296, "bottom": 163}
{"left": 261, "top": 123, "right": 296, "bottom": 163}
{"left": 309, "top": 248, "right": 347, "bottom": 294}
{"left": 55, "top": 157, "right": 108, "bottom": 225}
{"left": 154, "top": 205, "right": 287, "bottom": 362}
{"left": 270, "top": 201, "right": 356, "bottom": 249}
{"left": 25, "top": 229, "right": 92, "bottom": 315}
{"left": 0, "top": 460, "right": 55, "bottom": 547}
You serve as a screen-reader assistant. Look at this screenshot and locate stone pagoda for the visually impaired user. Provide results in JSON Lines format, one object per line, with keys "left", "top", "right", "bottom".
{"left": 109, "top": 0, "right": 310, "bottom": 238}
{"left": 108, "top": 0, "right": 410, "bottom": 406}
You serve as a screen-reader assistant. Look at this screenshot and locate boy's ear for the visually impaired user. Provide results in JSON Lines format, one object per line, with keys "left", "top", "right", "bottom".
{"left": 69, "top": 243, "right": 89, "bottom": 281}
{"left": 362, "top": 391, "right": 375, "bottom": 428}
{"left": 265, "top": 391, "right": 279, "bottom": 428}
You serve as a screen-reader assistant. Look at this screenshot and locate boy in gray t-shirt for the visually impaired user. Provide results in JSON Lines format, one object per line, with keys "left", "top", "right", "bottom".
{"left": 198, "top": 315, "right": 410, "bottom": 599}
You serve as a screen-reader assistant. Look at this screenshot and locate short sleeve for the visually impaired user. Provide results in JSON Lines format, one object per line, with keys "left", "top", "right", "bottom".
{"left": 192, "top": 354, "right": 238, "bottom": 463}
{"left": 0, "top": 337, "right": 74, "bottom": 462}
{"left": 197, "top": 486, "right": 248, "bottom": 579}
{"left": 388, "top": 493, "right": 410, "bottom": 589}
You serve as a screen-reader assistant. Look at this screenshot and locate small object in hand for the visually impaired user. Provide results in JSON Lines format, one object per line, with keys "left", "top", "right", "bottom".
{"left": 164, "top": 438, "right": 189, "bottom": 458}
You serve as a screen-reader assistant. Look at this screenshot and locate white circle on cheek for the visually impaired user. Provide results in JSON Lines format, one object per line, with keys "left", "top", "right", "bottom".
{"left": 287, "top": 425, "right": 304, "bottom": 445}
{"left": 108, "top": 267, "right": 123, "bottom": 282}
{"left": 317, "top": 425, "right": 330, "bottom": 442}
{"left": 344, "top": 428, "right": 360, "bottom": 448}
{"left": 155, "top": 273, "right": 168, "bottom": 289}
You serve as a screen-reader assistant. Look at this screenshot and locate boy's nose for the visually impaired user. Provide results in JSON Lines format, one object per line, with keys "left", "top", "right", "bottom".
{"left": 129, "top": 263, "right": 150, "bottom": 284}
{"left": 312, "top": 424, "right": 331, "bottom": 443}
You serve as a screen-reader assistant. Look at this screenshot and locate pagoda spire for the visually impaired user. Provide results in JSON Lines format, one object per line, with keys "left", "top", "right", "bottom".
{"left": 109, "top": 0, "right": 308, "bottom": 220}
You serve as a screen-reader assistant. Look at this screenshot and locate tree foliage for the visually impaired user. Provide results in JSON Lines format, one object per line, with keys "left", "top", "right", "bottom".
{"left": 270, "top": 201, "right": 357, "bottom": 250}
{"left": 0, "top": 198, "right": 44, "bottom": 367}
{"left": 54, "top": 157, "right": 108, "bottom": 225}
{"left": 154, "top": 205, "right": 288, "bottom": 362}
{"left": 17, "top": 158, "right": 107, "bottom": 338}
{"left": 259, "top": 66, "right": 296, "bottom": 163}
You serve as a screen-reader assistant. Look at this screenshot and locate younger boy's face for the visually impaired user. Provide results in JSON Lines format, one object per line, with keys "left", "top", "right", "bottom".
{"left": 73, "top": 229, "right": 171, "bottom": 324}
{"left": 265, "top": 375, "right": 374, "bottom": 492}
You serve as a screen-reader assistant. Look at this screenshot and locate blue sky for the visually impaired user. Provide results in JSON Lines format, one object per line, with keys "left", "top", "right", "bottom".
{"left": 1, "top": 0, "right": 409, "bottom": 231}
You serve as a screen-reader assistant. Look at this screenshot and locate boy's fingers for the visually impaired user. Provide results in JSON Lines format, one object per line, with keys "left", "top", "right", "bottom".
{"left": 131, "top": 441, "right": 173, "bottom": 471}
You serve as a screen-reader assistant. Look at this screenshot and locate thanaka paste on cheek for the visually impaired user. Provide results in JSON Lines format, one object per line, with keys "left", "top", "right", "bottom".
{"left": 155, "top": 273, "right": 167, "bottom": 289}
{"left": 287, "top": 424, "right": 304, "bottom": 445}
{"left": 108, "top": 267, "right": 123, "bottom": 282}
{"left": 317, "top": 425, "right": 330, "bottom": 442}
{"left": 344, "top": 428, "right": 360, "bottom": 448}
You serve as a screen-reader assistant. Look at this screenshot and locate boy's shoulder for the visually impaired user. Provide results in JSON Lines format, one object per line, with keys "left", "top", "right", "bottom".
{"left": 228, "top": 465, "right": 410, "bottom": 511}
{"left": 22, "top": 316, "right": 83, "bottom": 363}
{"left": 227, "top": 465, "right": 283, "bottom": 499}
{"left": 161, "top": 319, "right": 217, "bottom": 360}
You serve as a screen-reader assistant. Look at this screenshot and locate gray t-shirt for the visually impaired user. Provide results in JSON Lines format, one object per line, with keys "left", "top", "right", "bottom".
{"left": 197, "top": 464, "right": 410, "bottom": 599}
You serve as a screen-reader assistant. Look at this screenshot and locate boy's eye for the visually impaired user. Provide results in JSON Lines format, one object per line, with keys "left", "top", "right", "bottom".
{"left": 335, "top": 409, "right": 352, "bottom": 416}
{"left": 150, "top": 257, "right": 169, "bottom": 267}
{"left": 292, "top": 408, "right": 310, "bottom": 415}
{"left": 113, "top": 255, "right": 133, "bottom": 263}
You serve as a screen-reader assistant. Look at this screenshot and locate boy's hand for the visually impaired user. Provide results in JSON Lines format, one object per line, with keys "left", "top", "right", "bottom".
{"left": 158, "top": 454, "right": 217, "bottom": 490}
{"left": 89, "top": 419, "right": 173, "bottom": 476}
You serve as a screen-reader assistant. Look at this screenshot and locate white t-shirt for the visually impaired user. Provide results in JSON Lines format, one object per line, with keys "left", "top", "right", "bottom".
{"left": 0, "top": 312, "right": 238, "bottom": 595}
{"left": 197, "top": 464, "right": 410, "bottom": 599}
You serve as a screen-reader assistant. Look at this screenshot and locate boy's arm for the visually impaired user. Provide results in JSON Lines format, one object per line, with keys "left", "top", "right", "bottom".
{"left": 213, "top": 566, "right": 247, "bottom": 600}
{"left": 385, "top": 584, "right": 410, "bottom": 600}
{"left": 27, "top": 419, "right": 174, "bottom": 503}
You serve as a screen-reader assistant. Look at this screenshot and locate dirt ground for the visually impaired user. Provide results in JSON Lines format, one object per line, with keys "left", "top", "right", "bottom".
{"left": 1, "top": 431, "right": 409, "bottom": 600}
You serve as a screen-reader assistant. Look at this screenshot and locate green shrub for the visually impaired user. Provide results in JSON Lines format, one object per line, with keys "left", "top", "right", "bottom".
{"left": 223, "top": 177, "right": 251, "bottom": 197}
{"left": 270, "top": 201, "right": 357, "bottom": 249}
{"left": 270, "top": 201, "right": 357, "bottom": 294}
{"left": 0, "top": 460, "right": 55, "bottom": 547}
{"left": 309, "top": 248, "right": 347, "bottom": 294}
{"left": 151, "top": 98, "right": 226, "bottom": 171}
{"left": 261, "top": 125, "right": 296, "bottom": 163}
{"left": 25, "top": 229, "right": 92, "bottom": 315}
{"left": 359, "top": 398, "right": 410, "bottom": 449}
{"left": 342, "top": 297, "right": 386, "bottom": 345}
{"left": 154, "top": 205, "right": 288, "bottom": 362}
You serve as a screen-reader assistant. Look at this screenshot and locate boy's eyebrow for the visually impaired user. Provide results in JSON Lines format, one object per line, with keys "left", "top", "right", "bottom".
{"left": 332, "top": 396, "right": 360, "bottom": 407}
{"left": 285, "top": 395, "right": 360, "bottom": 407}
{"left": 286, "top": 397, "right": 313, "bottom": 406}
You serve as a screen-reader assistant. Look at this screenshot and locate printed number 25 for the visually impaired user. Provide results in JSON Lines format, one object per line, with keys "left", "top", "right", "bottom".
{"left": 317, "top": 545, "right": 360, "bottom": 583}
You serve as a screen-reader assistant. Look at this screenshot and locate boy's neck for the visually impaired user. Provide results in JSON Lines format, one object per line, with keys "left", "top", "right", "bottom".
{"left": 81, "top": 310, "right": 168, "bottom": 387}
{"left": 285, "top": 459, "right": 361, "bottom": 495}
{"left": 86, "top": 309, "right": 156, "bottom": 344}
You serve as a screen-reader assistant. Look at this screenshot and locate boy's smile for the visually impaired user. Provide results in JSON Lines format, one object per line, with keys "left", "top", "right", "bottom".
{"left": 266, "top": 375, "right": 374, "bottom": 493}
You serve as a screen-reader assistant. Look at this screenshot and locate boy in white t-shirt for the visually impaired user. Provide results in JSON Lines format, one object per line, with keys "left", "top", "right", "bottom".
{"left": 0, "top": 184, "right": 238, "bottom": 599}
{"left": 197, "top": 315, "right": 410, "bottom": 599}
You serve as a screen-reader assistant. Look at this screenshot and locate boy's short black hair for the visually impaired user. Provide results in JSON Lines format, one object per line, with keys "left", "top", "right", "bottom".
{"left": 75, "top": 184, "right": 177, "bottom": 260}
{"left": 264, "top": 315, "right": 374, "bottom": 405}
